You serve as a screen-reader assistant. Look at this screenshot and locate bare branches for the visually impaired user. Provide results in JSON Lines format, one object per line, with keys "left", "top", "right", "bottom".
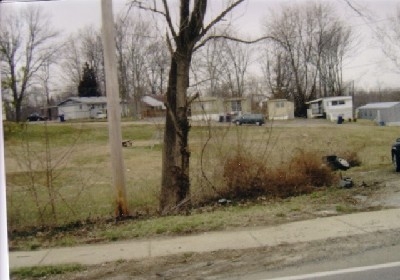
{"left": 200, "top": 0, "right": 244, "bottom": 39}
{"left": 162, "top": 0, "right": 178, "bottom": 42}
{"left": 0, "top": 6, "right": 60, "bottom": 122}
{"left": 129, "top": 0, "right": 178, "bottom": 43}
{"left": 342, "top": 0, "right": 364, "bottom": 17}
{"left": 194, "top": 35, "right": 276, "bottom": 52}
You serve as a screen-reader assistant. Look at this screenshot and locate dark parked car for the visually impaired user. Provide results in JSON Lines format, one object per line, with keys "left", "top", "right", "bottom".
{"left": 232, "top": 113, "right": 265, "bottom": 126}
{"left": 392, "top": 138, "right": 400, "bottom": 172}
{"left": 27, "top": 113, "right": 47, "bottom": 122}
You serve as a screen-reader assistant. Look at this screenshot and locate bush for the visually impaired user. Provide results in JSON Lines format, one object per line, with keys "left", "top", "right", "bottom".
{"left": 222, "top": 153, "right": 266, "bottom": 199}
{"left": 221, "top": 150, "right": 337, "bottom": 201}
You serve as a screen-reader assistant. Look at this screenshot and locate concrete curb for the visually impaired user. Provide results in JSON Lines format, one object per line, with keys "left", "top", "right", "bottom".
{"left": 9, "top": 208, "right": 400, "bottom": 268}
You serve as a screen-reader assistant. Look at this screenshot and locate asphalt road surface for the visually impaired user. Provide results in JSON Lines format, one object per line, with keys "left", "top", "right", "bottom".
{"left": 263, "top": 262, "right": 400, "bottom": 280}
{"left": 225, "top": 242, "right": 400, "bottom": 280}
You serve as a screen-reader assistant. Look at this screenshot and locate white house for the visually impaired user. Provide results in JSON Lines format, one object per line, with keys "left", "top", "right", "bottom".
{"left": 357, "top": 102, "right": 400, "bottom": 126}
{"left": 57, "top": 97, "right": 129, "bottom": 120}
{"left": 306, "top": 96, "right": 353, "bottom": 121}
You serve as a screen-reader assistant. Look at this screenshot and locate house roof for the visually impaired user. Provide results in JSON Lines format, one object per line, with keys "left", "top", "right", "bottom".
{"left": 306, "top": 96, "right": 352, "bottom": 104}
{"left": 142, "top": 95, "right": 166, "bottom": 109}
{"left": 358, "top": 102, "right": 400, "bottom": 110}
{"left": 58, "top": 96, "right": 108, "bottom": 106}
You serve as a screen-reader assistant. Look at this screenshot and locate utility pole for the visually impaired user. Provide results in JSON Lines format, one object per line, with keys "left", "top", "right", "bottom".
{"left": 101, "top": 0, "right": 129, "bottom": 217}
{"left": 0, "top": 1, "right": 11, "bottom": 279}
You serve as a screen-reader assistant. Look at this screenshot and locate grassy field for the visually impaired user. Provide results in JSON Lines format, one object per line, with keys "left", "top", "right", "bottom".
{"left": 4, "top": 118, "right": 400, "bottom": 250}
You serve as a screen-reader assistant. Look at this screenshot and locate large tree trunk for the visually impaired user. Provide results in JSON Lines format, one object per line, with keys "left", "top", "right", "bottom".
{"left": 160, "top": 54, "right": 191, "bottom": 214}
{"left": 156, "top": 0, "right": 244, "bottom": 214}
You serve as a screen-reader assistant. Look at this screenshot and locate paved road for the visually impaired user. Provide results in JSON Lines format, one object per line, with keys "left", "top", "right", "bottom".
{"left": 262, "top": 262, "right": 400, "bottom": 280}
{"left": 226, "top": 240, "right": 400, "bottom": 280}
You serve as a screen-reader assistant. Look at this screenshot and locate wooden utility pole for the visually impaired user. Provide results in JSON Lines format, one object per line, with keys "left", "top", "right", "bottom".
{"left": 101, "top": 0, "right": 129, "bottom": 217}
{"left": 0, "top": 2, "right": 11, "bottom": 279}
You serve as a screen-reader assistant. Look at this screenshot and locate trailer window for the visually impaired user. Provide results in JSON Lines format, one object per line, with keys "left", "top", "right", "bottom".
{"left": 332, "top": 100, "right": 345, "bottom": 106}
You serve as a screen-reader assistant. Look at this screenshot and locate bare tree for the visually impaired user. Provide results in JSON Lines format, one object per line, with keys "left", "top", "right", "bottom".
{"left": 115, "top": 12, "right": 168, "bottom": 118}
{"left": 61, "top": 26, "right": 104, "bottom": 96}
{"left": 262, "top": 2, "right": 353, "bottom": 116}
{"left": 191, "top": 27, "right": 230, "bottom": 97}
{"left": 0, "top": 7, "right": 59, "bottom": 122}
{"left": 376, "top": 6, "right": 400, "bottom": 73}
{"left": 133, "top": 0, "right": 245, "bottom": 213}
{"left": 221, "top": 38, "right": 253, "bottom": 97}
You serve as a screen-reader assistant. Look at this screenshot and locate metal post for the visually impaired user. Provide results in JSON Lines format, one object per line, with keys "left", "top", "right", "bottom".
{"left": 0, "top": 0, "right": 11, "bottom": 278}
{"left": 101, "top": 0, "right": 129, "bottom": 216}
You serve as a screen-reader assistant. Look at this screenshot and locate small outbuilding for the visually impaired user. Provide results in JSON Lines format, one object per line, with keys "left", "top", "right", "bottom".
{"left": 141, "top": 95, "right": 166, "bottom": 118}
{"left": 357, "top": 102, "right": 400, "bottom": 126}
{"left": 265, "top": 99, "right": 294, "bottom": 120}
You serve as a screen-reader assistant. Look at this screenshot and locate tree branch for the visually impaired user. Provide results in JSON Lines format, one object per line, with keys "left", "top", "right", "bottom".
{"left": 200, "top": 0, "right": 245, "bottom": 39}
{"left": 194, "top": 35, "right": 276, "bottom": 52}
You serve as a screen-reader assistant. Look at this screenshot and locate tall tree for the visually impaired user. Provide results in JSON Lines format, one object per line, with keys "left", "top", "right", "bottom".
{"left": 78, "top": 62, "right": 100, "bottom": 97}
{"left": 0, "top": 7, "right": 59, "bottom": 122}
{"left": 134, "top": 0, "right": 245, "bottom": 213}
{"left": 221, "top": 38, "right": 253, "bottom": 97}
{"left": 376, "top": 6, "right": 400, "bottom": 73}
{"left": 61, "top": 26, "right": 105, "bottom": 96}
{"left": 263, "top": 2, "right": 352, "bottom": 116}
{"left": 114, "top": 13, "right": 166, "bottom": 118}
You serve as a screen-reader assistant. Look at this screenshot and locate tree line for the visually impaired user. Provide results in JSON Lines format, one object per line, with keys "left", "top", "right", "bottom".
{"left": 0, "top": 1, "right": 366, "bottom": 122}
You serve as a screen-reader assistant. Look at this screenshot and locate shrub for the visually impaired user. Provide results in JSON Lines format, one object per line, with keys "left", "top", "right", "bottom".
{"left": 266, "top": 150, "right": 337, "bottom": 198}
{"left": 222, "top": 153, "right": 267, "bottom": 199}
{"left": 221, "top": 149, "right": 337, "bottom": 201}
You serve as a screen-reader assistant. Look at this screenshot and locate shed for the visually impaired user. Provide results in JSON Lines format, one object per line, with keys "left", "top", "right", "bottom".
{"left": 266, "top": 99, "right": 294, "bottom": 120}
{"left": 141, "top": 95, "right": 166, "bottom": 118}
{"left": 357, "top": 102, "right": 400, "bottom": 125}
{"left": 306, "top": 96, "right": 353, "bottom": 121}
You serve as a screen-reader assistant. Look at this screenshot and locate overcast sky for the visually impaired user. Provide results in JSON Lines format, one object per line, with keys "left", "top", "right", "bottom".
{"left": 1, "top": 0, "right": 400, "bottom": 90}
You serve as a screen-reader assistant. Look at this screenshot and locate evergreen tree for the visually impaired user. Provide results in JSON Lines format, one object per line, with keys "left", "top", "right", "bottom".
{"left": 78, "top": 62, "right": 100, "bottom": 97}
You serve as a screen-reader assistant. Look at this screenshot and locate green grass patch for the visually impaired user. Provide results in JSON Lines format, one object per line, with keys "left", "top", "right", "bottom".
{"left": 10, "top": 264, "right": 84, "bottom": 279}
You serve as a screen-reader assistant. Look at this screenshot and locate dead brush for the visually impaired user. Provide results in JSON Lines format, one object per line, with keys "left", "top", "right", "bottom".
{"left": 221, "top": 153, "right": 267, "bottom": 199}
{"left": 221, "top": 150, "right": 337, "bottom": 201}
{"left": 265, "top": 150, "right": 337, "bottom": 198}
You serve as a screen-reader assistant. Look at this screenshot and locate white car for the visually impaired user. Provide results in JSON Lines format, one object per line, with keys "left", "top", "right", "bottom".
{"left": 95, "top": 111, "right": 107, "bottom": 119}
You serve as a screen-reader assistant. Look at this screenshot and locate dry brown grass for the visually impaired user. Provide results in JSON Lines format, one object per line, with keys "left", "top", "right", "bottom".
{"left": 5, "top": 119, "right": 399, "bottom": 232}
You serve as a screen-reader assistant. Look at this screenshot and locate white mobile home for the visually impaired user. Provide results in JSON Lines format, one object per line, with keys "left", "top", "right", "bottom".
{"left": 306, "top": 96, "right": 353, "bottom": 121}
{"left": 190, "top": 96, "right": 251, "bottom": 122}
{"left": 57, "top": 97, "right": 129, "bottom": 120}
{"left": 357, "top": 102, "right": 400, "bottom": 125}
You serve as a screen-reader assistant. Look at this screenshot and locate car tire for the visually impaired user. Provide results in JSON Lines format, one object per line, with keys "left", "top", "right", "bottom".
{"left": 393, "top": 152, "right": 400, "bottom": 172}
{"left": 236, "top": 121, "right": 241, "bottom": 125}
{"left": 255, "top": 121, "right": 260, "bottom": 126}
